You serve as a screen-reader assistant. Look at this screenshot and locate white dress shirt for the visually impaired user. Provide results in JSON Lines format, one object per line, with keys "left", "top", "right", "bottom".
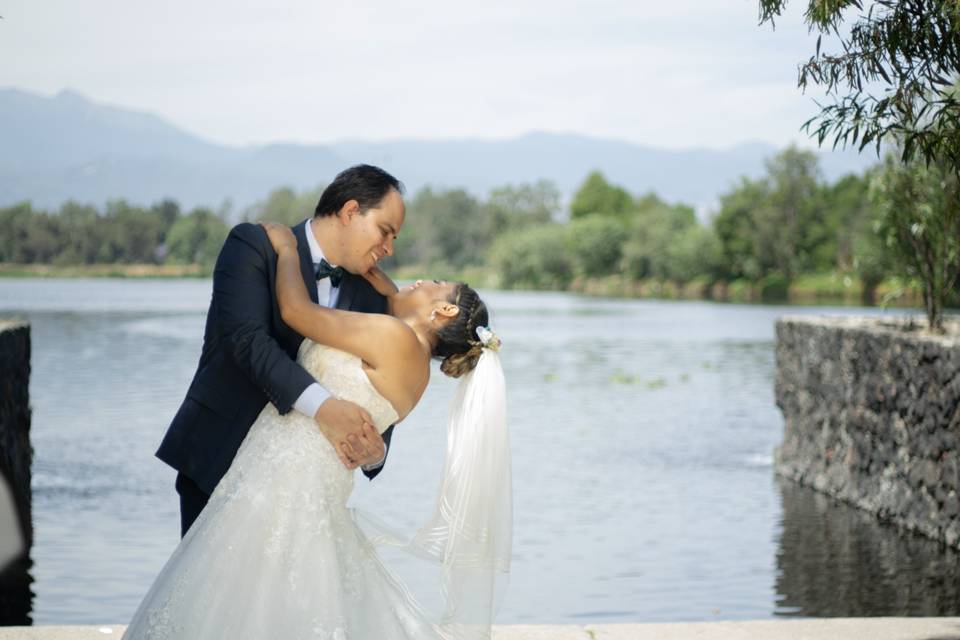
{"left": 291, "top": 218, "right": 384, "bottom": 470}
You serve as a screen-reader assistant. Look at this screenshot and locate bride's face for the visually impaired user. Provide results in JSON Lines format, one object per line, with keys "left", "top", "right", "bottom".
{"left": 394, "top": 279, "right": 458, "bottom": 318}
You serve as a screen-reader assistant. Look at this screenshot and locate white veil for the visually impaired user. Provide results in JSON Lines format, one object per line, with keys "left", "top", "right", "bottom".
{"left": 355, "top": 345, "right": 512, "bottom": 640}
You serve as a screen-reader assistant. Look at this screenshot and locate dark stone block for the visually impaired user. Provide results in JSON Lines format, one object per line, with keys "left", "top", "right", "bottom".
{"left": 0, "top": 320, "right": 32, "bottom": 625}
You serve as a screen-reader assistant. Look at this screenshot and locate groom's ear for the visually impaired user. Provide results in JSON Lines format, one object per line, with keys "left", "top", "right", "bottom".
{"left": 337, "top": 200, "right": 361, "bottom": 225}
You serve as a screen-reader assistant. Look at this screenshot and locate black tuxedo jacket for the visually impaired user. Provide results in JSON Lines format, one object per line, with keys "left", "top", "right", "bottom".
{"left": 156, "top": 220, "right": 394, "bottom": 495}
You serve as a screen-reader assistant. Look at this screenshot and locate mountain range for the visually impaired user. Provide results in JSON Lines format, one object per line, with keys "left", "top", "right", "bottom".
{"left": 0, "top": 88, "right": 879, "bottom": 215}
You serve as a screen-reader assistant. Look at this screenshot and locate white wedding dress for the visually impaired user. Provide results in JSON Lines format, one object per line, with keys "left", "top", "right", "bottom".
{"left": 124, "top": 341, "right": 445, "bottom": 639}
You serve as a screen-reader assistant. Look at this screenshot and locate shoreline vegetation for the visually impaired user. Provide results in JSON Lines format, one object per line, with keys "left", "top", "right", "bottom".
{"left": 0, "top": 262, "right": 208, "bottom": 278}
{"left": 2, "top": 147, "right": 956, "bottom": 318}
{"left": 0, "top": 262, "right": 926, "bottom": 308}
{"left": 394, "top": 266, "right": 927, "bottom": 307}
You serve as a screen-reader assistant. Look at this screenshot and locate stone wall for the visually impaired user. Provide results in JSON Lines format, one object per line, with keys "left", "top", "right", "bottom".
{"left": 775, "top": 315, "right": 960, "bottom": 549}
{"left": 0, "top": 320, "right": 31, "bottom": 545}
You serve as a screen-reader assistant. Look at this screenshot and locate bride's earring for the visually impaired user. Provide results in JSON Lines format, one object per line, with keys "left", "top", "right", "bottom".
{"left": 429, "top": 310, "right": 437, "bottom": 322}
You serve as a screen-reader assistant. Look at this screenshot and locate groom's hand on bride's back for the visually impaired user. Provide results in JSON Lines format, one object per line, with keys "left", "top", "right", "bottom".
{"left": 314, "top": 398, "right": 386, "bottom": 470}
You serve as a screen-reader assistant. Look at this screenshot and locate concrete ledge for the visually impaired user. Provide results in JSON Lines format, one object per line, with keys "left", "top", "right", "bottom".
{"left": 2, "top": 619, "right": 960, "bottom": 639}
{"left": 0, "top": 320, "right": 29, "bottom": 334}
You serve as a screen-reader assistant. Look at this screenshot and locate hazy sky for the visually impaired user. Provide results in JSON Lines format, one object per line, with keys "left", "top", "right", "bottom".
{"left": 1, "top": 0, "right": 836, "bottom": 149}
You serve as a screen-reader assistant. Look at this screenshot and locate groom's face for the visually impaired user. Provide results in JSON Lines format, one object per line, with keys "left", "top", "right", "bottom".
{"left": 340, "top": 188, "right": 405, "bottom": 274}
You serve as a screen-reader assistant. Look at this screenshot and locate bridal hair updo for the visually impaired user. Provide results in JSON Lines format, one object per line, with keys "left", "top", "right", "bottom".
{"left": 434, "top": 284, "right": 490, "bottom": 378}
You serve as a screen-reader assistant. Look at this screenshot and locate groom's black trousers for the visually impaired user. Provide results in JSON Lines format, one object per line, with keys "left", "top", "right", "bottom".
{"left": 176, "top": 472, "right": 210, "bottom": 538}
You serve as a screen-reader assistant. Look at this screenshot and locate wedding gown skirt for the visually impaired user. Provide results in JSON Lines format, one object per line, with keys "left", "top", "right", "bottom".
{"left": 124, "top": 341, "right": 443, "bottom": 639}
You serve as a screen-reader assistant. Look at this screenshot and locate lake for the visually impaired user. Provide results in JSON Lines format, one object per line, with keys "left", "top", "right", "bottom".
{"left": 1, "top": 278, "right": 957, "bottom": 625}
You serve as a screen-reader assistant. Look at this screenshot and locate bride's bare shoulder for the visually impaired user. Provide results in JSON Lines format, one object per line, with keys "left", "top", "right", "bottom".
{"left": 361, "top": 315, "right": 430, "bottom": 419}
{"left": 371, "top": 313, "right": 419, "bottom": 347}
{"left": 360, "top": 314, "right": 427, "bottom": 368}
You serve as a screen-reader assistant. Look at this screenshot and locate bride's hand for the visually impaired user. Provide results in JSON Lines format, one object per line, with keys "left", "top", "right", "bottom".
{"left": 260, "top": 222, "right": 297, "bottom": 254}
{"left": 362, "top": 265, "right": 399, "bottom": 297}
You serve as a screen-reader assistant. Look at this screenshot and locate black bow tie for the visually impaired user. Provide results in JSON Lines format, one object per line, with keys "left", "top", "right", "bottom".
{"left": 315, "top": 259, "right": 344, "bottom": 287}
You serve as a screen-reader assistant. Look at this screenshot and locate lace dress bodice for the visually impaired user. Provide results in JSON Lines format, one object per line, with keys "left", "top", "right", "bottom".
{"left": 297, "top": 339, "right": 400, "bottom": 434}
{"left": 210, "top": 340, "right": 401, "bottom": 511}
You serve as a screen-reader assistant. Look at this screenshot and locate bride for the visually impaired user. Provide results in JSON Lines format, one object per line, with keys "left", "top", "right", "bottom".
{"left": 124, "top": 222, "right": 511, "bottom": 639}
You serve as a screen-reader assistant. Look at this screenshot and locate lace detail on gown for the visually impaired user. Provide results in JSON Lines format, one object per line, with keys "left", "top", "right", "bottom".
{"left": 124, "top": 341, "right": 443, "bottom": 640}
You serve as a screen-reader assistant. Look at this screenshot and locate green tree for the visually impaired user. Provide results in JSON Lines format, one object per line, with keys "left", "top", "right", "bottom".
{"left": 570, "top": 171, "right": 634, "bottom": 219}
{"left": 710, "top": 147, "right": 826, "bottom": 284}
{"left": 56, "top": 201, "right": 102, "bottom": 264}
{"left": 108, "top": 200, "right": 167, "bottom": 263}
{"left": 822, "top": 174, "right": 870, "bottom": 272}
{"left": 566, "top": 216, "right": 628, "bottom": 277}
{"left": 399, "top": 187, "right": 488, "bottom": 269}
{"left": 248, "top": 185, "right": 324, "bottom": 226}
{"left": 483, "top": 180, "right": 559, "bottom": 235}
{"left": 166, "top": 208, "right": 230, "bottom": 267}
{"left": 665, "top": 225, "right": 723, "bottom": 284}
{"left": 712, "top": 177, "right": 767, "bottom": 281}
{"left": 148, "top": 199, "right": 183, "bottom": 263}
{"left": 488, "top": 223, "right": 573, "bottom": 289}
{"left": 819, "top": 172, "right": 896, "bottom": 303}
{"left": 852, "top": 218, "right": 895, "bottom": 306}
{"left": 0, "top": 203, "right": 65, "bottom": 263}
{"left": 0, "top": 203, "right": 38, "bottom": 263}
{"left": 151, "top": 199, "right": 182, "bottom": 240}
{"left": 622, "top": 196, "right": 698, "bottom": 280}
{"left": 758, "top": 146, "right": 826, "bottom": 279}
{"left": 871, "top": 154, "right": 960, "bottom": 330}
{"left": 634, "top": 191, "right": 669, "bottom": 215}
{"left": 151, "top": 199, "right": 181, "bottom": 234}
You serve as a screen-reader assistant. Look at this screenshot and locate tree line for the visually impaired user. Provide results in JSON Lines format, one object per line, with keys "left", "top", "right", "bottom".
{"left": 0, "top": 200, "right": 229, "bottom": 268}
{"left": 1, "top": 148, "right": 957, "bottom": 311}
{"left": 402, "top": 146, "right": 955, "bottom": 310}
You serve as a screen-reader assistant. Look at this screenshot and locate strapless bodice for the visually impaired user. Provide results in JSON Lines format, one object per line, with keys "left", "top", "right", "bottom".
{"left": 296, "top": 340, "right": 400, "bottom": 434}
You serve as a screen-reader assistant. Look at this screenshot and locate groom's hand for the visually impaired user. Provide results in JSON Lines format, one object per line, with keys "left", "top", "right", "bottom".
{"left": 349, "top": 422, "right": 387, "bottom": 469}
{"left": 314, "top": 398, "right": 384, "bottom": 470}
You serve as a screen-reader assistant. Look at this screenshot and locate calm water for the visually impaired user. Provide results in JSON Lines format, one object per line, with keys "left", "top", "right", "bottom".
{"left": 0, "top": 278, "right": 957, "bottom": 625}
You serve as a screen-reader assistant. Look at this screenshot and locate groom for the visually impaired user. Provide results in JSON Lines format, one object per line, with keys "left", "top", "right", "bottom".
{"left": 157, "top": 165, "right": 406, "bottom": 537}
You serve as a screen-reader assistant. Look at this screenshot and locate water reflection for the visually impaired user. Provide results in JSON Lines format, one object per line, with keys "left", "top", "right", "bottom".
{"left": 775, "top": 478, "right": 960, "bottom": 616}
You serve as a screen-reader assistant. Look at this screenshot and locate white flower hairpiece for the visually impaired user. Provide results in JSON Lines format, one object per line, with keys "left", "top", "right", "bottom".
{"left": 475, "top": 326, "right": 501, "bottom": 351}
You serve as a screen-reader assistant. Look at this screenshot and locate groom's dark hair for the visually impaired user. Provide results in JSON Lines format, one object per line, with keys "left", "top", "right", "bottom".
{"left": 314, "top": 165, "right": 404, "bottom": 218}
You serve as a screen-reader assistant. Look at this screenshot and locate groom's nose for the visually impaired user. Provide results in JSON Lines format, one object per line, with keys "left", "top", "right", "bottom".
{"left": 382, "top": 236, "right": 394, "bottom": 256}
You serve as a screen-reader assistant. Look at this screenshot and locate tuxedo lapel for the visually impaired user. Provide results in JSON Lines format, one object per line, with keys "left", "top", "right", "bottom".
{"left": 292, "top": 220, "right": 319, "bottom": 305}
{"left": 336, "top": 273, "right": 359, "bottom": 311}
